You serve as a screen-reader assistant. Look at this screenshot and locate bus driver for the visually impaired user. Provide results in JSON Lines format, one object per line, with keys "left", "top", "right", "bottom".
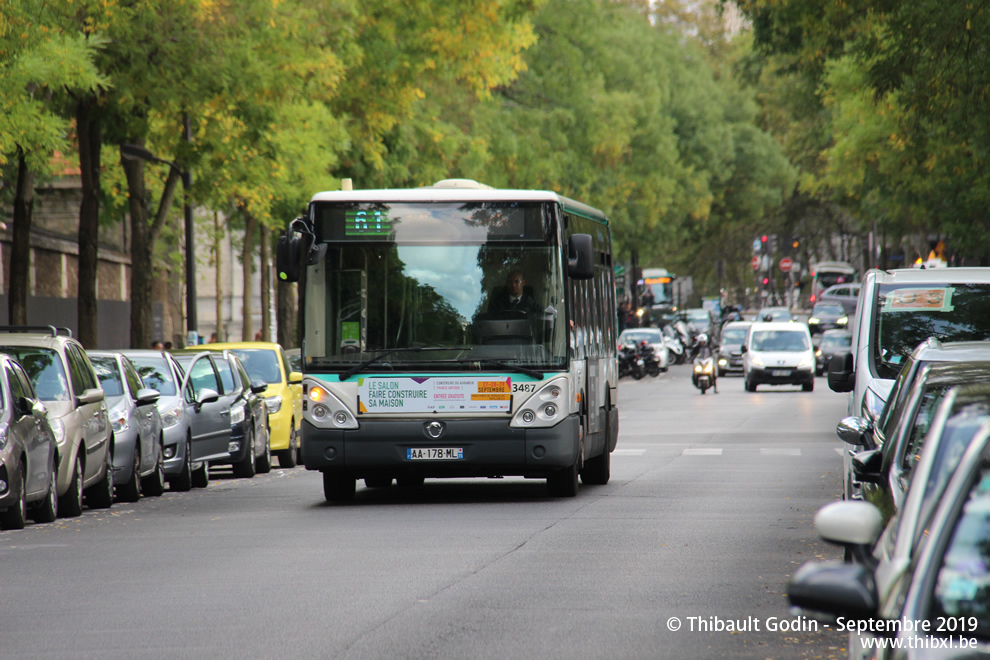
{"left": 488, "top": 270, "right": 542, "bottom": 316}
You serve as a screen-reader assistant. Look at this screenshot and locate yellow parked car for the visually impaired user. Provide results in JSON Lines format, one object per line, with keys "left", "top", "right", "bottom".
{"left": 181, "top": 342, "right": 302, "bottom": 467}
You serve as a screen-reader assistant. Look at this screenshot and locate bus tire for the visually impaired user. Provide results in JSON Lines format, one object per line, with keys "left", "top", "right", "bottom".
{"left": 323, "top": 472, "right": 356, "bottom": 502}
{"left": 547, "top": 462, "right": 579, "bottom": 497}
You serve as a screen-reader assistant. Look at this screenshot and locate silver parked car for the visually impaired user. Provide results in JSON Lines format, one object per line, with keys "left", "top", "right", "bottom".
{"left": 119, "top": 350, "right": 209, "bottom": 491}
{"left": 88, "top": 352, "right": 165, "bottom": 502}
{"left": 0, "top": 326, "right": 113, "bottom": 517}
{"left": 0, "top": 353, "right": 59, "bottom": 529}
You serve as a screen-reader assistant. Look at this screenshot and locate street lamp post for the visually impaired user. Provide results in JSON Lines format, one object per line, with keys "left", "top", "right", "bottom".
{"left": 120, "top": 143, "right": 197, "bottom": 340}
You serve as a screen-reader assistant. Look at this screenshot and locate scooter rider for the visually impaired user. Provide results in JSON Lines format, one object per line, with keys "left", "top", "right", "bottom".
{"left": 696, "top": 333, "right": 718, "bottom": 393}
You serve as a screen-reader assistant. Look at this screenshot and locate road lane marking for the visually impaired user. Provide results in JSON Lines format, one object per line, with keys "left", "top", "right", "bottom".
{"left": 613, "top": 449, "right": 647, "bottom": 456}
{"left": 760, "top": 448, "right": 802, "bottom": 456}
{"left": 681, "top": 448, "right": 723, "bottom": 456}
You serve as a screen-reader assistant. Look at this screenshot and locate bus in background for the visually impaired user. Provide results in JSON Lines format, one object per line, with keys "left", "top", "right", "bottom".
{"left": 640, "top": 267, "right": 677, "bottom": 326}
{"left": 809, "top": 261, "right": 857, "bottom": 306}
{"left": 276, "top": 179, "right": 618, "bottom": 502}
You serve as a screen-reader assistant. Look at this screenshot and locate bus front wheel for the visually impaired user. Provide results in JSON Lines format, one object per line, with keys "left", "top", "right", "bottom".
{"left": 547, "top": 462, "right": 579, "bottom": 497}
{"left": 323, "top": 472, "right": 356, "bottom": 503}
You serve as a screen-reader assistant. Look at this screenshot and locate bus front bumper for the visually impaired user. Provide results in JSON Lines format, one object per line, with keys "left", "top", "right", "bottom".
{"left": 300, "top": 416, "right": 580, "bottom": 479}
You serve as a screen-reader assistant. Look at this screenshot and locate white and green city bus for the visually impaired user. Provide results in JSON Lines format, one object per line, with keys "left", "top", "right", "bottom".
{"left": 276, "top": 179, "right": 619, "bottom": 501}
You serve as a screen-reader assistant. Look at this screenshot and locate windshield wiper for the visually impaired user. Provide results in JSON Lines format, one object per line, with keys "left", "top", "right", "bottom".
{"left": 339, "top": 346, "right": 470, "bottom": 381}
{"left": 455, "top": 357, "right": 543, "bottom": 379}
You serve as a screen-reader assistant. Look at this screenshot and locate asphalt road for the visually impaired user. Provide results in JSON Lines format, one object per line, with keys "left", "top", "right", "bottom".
{"left": 1, "top": 365, "right": 850, "bottom": 659}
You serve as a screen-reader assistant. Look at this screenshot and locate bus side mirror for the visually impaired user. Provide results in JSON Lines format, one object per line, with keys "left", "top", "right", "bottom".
{"left": 276, "top": 231, "right": 304, "bottom": 283}
{"left": 276, "top": 218, "right": 315, "bottom": 284}
{"left": 567, "top": 233, "right": 594, "bottom": 280}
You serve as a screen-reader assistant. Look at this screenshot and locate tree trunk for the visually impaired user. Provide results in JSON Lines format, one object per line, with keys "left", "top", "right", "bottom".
{"left": 277, "top": 280, "right": 296, "bottom": 348}
{"left": 260, "top": 224, "right": 270, "bottom": 342}
{"left": 9, "top": 148, "right": 34, "bottom": 326}
{"left": 214, "top": 211, "right": 223, "bottom": 342}
{"left": 122, "top": 141, "right": 181, "bottom": 349}
{"left": 241, "top": 210, "right": 256, "bottom": 341}
{"left": 77, "top": 97, "right": 102, "bottom": 348}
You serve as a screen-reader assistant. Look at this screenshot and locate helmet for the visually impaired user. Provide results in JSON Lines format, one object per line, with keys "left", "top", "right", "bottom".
{"left": 697, "top": 333, "right": 708, "bottom": 347}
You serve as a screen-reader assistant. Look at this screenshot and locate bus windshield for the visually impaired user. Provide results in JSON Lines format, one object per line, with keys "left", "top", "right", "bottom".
{"left": 305, "top": 243, "right": 567, "bottom": 371}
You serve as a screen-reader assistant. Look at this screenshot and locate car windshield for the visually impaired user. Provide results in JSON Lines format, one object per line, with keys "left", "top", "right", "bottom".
{"left": 229, "top": 349, "right": 282, "bottom": 384}
{"left": 820, "top": 334, "right": 852, "bottom": 349}
{"left": 620, "top": 330, "right": 661, "bottom": 345}
{"left": 932, "top": 468, "right": 990, "bottom": 636}
{"left": 721, "top": 327, "right": 748, "bottom": 344}
{"left": 0, "top": 346, "right": 70, "bottom": 402}
{"left": 751, "top": 330, "right": 810, "bottom": 352}
{"left": 813, "top": 303, "right": 844, "bottom": 316}
{"left": 874, "top": 284, "right": 990, "bottom": 380}
{"left": 129, "top": 356, "right": 178, "bottom": 396}
{"left": 90, "top": 356, "right": 124, "bottom": 397}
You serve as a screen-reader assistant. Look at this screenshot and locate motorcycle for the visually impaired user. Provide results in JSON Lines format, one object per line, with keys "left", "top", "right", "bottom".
{"left": 692, "top": 356, "right": 717, "bottom": 394}
{"left": 618, "top": 343, "right": 645, "bottom": 380}
{"left": 638, "top": 341, "right": 662, "bottom": 377}
{"left": 662, "top": 325, "right": 685, "bottom": 364}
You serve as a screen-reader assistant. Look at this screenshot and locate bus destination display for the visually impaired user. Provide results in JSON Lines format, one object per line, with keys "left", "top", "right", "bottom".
{"left": 345, "top": 209, "right": 392, "bottom": 237}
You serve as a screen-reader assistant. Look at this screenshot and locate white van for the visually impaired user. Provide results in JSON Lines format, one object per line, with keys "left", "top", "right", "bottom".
{"left": 828, "top": 267, "right": 990, "bottom": 420}
{"left": 742, "top": 321, "right": 815, "bottom": 392}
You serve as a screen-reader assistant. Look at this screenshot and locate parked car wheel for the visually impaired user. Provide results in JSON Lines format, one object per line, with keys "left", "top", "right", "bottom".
{"left": 0, "top": 465, "right": 27, "bottom": 530}
{"left": 117, "top": 446, "right": 142, "bottom": 503}
{"left": 233, "top": 428, "right": 257, "bottom": 479}
{"left": 191, "top": 461, "right": 209, "bottom": 489}
{"left": 59, "top": 453, "right": 84, "bottom": 518}
{"left": 31, "top": 456, "right": 59, "bottom": 524}
{"left": 87, "top": 449, "right": 115, "bottom": 509}
{"left": 803, "top": 380, "right": 815, "bottom": 392}
{"left": 278, "top": 423, "right": 298, "bottom": 468}
{"left": 170, "top": 438, "right": 193, "bottom": 492}
{"left": 141, "top": 443, "right": 166, "bottom": 497}
{"left": 255, "top": 428, "right": 272, "bottom": 474}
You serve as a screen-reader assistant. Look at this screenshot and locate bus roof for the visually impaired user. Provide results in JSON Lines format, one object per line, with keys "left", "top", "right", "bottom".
{"left": 309, "top": 180, "right": 608, "bottom": 224}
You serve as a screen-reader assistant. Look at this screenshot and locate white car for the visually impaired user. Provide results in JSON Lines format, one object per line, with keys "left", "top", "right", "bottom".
{"left": 617, "top": 328, "right": 669, "bottom": 372}
{"left": 741, "top": 322, "right": 815, "bottom": 392}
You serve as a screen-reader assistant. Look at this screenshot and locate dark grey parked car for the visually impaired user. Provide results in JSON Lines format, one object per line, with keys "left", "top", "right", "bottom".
{"left": 88, "top": 352, "right": 165, "bottom": 502}
{"left": 0, "top": 353, "right": 59, "bottom": 529}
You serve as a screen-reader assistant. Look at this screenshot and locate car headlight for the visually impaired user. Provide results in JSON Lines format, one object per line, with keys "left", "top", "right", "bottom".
{"left": 230, "top": 405, "right": 245, "bottom": 425}
{"left": 110, "top": 411, "right": 128, "bottom": 433}
{"left": 0, "top": 427, "right": 7, "bottom": 451}
{"left": 304, "top": 382, "right": 357, "bottom": 429}
{"left": 50, "top": 418, "right": 66, "bottom": 444}
{"left": 797, "top": 357, "right": 815, "bottom": 370}
{"left": 837, "top": 316, "right": 848, "bottom": 325}
{"left": 265, "top": 395, "right": 282, "bottom": 414}
{"left": 750, "top": 355, "right": 764, "bottom": 367}
{"left": 808, "top": 317, "right": 820, "bottom": 324}
{"left": 511, "top": 377, "right": 569, "bottom": 429}
{"left": 160, "top": 404, "right": 183, "bottom": 429}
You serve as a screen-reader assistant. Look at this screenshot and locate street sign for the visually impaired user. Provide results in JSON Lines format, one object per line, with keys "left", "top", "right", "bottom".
{"left": 779, "top": 257, "right": 793, "bottom": 272}
{"left": 751, "top": 256, "right": 760, "bottom": 271}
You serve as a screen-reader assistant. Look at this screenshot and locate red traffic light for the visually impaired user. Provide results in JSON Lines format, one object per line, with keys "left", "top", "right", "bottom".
{"left": 762, "top": 277, "right": 770, "bottom": 285}
{"left": 761, "top": 235, "right": 768, "bottom": 243}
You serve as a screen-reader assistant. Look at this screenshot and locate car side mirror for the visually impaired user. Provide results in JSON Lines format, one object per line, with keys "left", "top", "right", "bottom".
{"left": 787, "top": 561, "right": 879, "bottom": 622}
{"left": 77, "top": 387, "right": 106, "bottom": 406}
{"left": 288, "top": 371, "right": 302, "bottom": 385}
{"left": 836, "top": 416, "right": 872, "bottom": 446}
{"left": 827, "top": 352, "right": 855, "bottom": 393}
{"left": 852, "top": 449, "right": 884, "bottom": 483}
{"left": 136, "top": 388, "right": 161, "bottom": 407}
{"left": 194, "top": 388, "right": 220, "bottom": 410}
{"left": 740, "top": 345, "right": 748, "bottom": 354}
{"left": 250, "top": 380, "right": 268, "bottom": 395}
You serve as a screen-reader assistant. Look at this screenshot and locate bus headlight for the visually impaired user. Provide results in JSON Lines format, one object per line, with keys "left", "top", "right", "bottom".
{"left": 304, "top": 381, "right": 357, "bottom": 429}
{"left": 511, "top": 377, "right": 569, "bottom": 429}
